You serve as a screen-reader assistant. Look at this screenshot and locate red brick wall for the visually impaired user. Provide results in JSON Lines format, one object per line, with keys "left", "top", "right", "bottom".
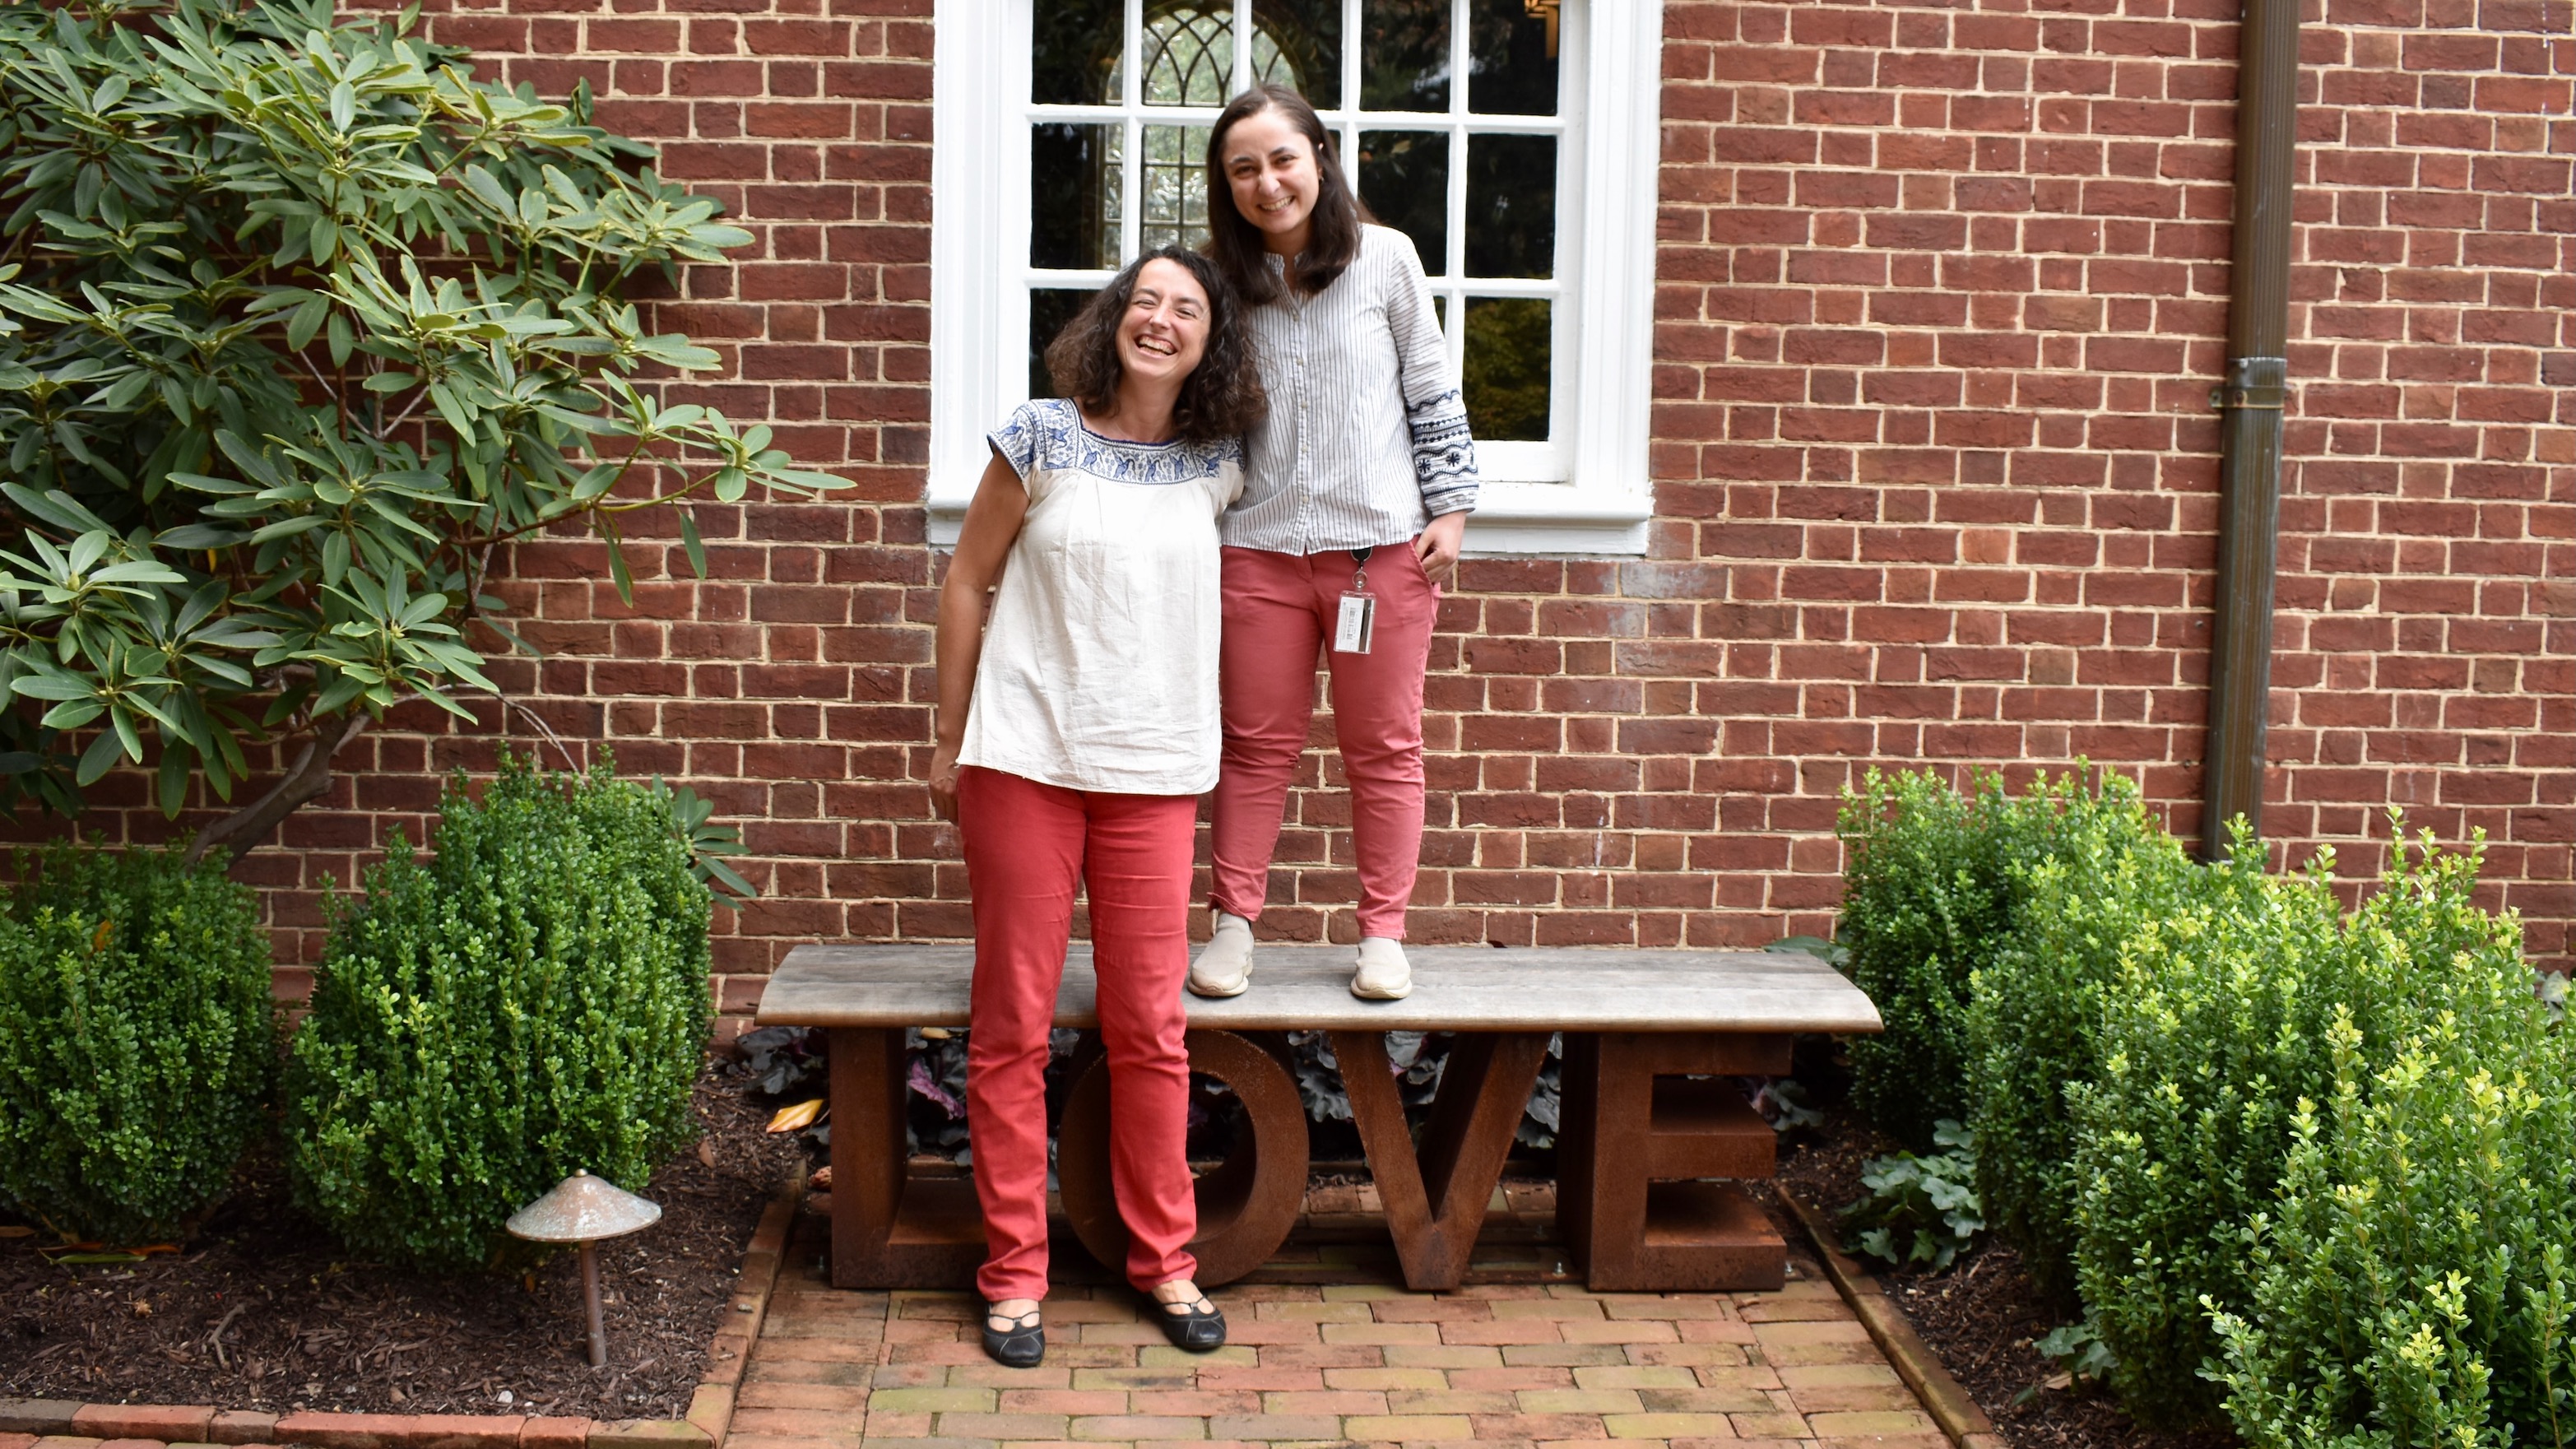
{"left": 61, "top": 0, "right": 2576, "bottom": 1015}
{"left": 1655, "top": 0, "right": 2573, "bottom": 964}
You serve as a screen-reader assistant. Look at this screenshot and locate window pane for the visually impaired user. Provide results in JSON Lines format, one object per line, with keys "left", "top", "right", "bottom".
{"left": 1142, "top": 123, "right": 1214, "bottom": 253}
{"left": 1142, "top": 5, "right": 1234, "bottom": 106}
{"left": 1357, "top": 131, "right": 1447, "bottom": 273}
{"left": 1253, "top": 0, "right": 1341, "bottom": 109}
{"left": 1361, "top": 0, "right": 1449, "bottom": 113}
{"left": 1468, "top": 0, "right": 1557, "bottom": 115}
{"left": 1034, "top": 0, "right": 1122, "bottom": 104}
{"left": 1032, "top": 123, "right": 1122, "bottom": 271}
{"left": 1462, "top": 297, "right": 1548, "bottom": 441}
{"left": 1030, "top": 288, "right": 1095, "bottom": 400}
{"left": 1464, "top": 133, "right": 1554, "bottom": 277}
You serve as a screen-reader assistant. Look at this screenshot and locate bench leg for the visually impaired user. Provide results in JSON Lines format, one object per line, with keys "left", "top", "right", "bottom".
{"left": 1334, "top": 1030, "right": 1550, "bottom": 1292}
{"left": 1558, "top": 1031, "right": 1790, "bottom": 1293}
{"left": 825, "top": 1026, "right": 986, "bottom": 1289}
{"left": 1056, "top": 1029, "right": 1310, "bottom": 1287}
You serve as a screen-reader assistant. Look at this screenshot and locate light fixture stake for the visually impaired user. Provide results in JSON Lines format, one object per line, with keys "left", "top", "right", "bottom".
{"left": 505, "top": 1170, "right": 663, "bottom": 1370}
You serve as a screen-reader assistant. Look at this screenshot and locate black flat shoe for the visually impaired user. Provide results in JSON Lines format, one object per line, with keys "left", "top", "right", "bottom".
{"left": 1152, "top": 1292, "right": 1226, "bottom": 1352}
{"left": 982, "top": 1303, "right": 1044, "bottom": 1368}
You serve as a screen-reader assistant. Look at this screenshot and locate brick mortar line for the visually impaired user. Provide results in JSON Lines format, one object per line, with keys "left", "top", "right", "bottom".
{"left": 0, "top": 1181, "right": 806, "bottom": 1449}
{"left": 1777, "top": 1187, "right": 2006, "bottom": 1449}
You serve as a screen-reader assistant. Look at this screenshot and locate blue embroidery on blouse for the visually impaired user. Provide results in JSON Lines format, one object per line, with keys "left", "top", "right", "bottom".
{"left": 988, "top": 398, "right": 1240, "bottom": 485}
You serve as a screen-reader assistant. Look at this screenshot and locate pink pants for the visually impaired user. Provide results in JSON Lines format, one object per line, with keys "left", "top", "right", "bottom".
{"left": 1209, "top": 543, "right": 1440, "bottom": 940}
{"left": 958, "top": 767, "right": 1200, "bottom": 1303}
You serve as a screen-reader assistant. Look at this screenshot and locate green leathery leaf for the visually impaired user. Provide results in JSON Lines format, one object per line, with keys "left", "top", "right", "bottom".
{"left": 677, "top": 509, "right": 705, "bottom": 578}
{"left": 601, "top": 518, "right": 634, "bottom": 606}
{"left": 287, "top": 294, "right": 331, "bottom": 350}
{"left": 76, "top": 727, "right": 123, "bottom": 785}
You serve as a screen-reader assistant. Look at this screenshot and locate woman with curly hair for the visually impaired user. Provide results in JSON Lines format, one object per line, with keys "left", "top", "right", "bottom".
{"left": 927, "top": 247, "right": 1264, "bottom": 1368}
{"left": 1187, "top": 85, "right": 1480, "bottom": 1005}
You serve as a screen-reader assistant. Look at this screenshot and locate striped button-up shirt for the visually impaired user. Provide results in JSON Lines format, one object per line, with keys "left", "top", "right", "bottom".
{"left": 1222, "top": 225, "right": 1481, "bottom": 554}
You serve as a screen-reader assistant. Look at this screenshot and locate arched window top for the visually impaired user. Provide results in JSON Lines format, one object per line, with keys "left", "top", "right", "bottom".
{"left": 1143, "top": 7, "right": 1232, "bottom": 104}
{"left": 1107, "top": 4, "right": 1302, "bottom": 107}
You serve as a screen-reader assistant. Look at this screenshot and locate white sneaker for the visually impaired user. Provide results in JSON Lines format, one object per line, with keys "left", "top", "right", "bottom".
{"left": 1187, "top": 912, "right": 1255, "bottom": 998}
{"left": 1350, "top": 937, "right": 1413, "bottom": 1000}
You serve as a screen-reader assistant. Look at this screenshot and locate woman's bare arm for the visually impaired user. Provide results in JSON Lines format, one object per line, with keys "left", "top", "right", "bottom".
{"left": 928, "top": 453, "right": 1033, "bottom": 821}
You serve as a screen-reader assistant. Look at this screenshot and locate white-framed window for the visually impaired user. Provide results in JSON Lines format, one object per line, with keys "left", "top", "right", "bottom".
{"left": 929, "top": 0, "right": 1661, "bottom": 554}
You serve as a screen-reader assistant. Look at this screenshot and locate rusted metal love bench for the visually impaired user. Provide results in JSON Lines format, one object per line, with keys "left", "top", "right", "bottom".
{"left": 755, "top": 945, "right": 1880, "bottom": 1294}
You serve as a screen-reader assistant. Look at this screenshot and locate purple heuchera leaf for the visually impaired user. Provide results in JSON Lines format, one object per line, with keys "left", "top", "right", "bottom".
{"left": 908, "top": 1057, "right": 963, "bottom": 1118}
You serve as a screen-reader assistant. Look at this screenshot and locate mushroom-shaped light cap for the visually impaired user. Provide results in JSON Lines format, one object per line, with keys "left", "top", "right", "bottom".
{"left": 506, "top": 1170, "right": 663, "bottom": 1244}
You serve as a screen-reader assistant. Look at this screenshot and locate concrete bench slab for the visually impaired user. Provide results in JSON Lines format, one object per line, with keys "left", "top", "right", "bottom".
{"left": 759, "top": 943, "right": 1882, "bottom": 1034}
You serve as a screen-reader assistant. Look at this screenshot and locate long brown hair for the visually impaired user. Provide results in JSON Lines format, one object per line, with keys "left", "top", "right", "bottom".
{"left": 1042, "top": 246, "right": 1267, "bottom": 444}
{"left": 1204, "top": 84, "right": 1366, "bottom": 306}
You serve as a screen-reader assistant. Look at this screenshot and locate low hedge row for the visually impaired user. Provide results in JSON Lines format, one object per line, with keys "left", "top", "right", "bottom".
{"left": 1839, "top": 769, "right": 2550, "bottom": 1437}
{"left": 0, "top": 754, "right": 717, "bottom": 1270}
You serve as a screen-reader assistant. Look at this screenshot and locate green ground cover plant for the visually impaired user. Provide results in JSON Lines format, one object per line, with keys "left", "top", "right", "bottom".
{"left": 0, "top": 843, "right": 273, "bottom": 1242}
{"left": 1841, "top": 1118, "right": 1983, "bottom": 1271}
{"left": 285, "top": 752, "right": 712, "bottom": 1270}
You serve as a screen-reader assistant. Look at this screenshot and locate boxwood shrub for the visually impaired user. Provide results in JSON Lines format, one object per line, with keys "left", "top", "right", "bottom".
{"left": 0, "top": 843, "right": 275, "bottom": 1244}
{"left": 285, "top": 753, "right": 712, "bottom": 1270}
{"left": 2205, "top": 835, "right": 2550, "bottom": 1449}
{"left": 1837, "top": 765, "right": 2124, "bottom": 1149}
{"left": 1964, "top": 779, "right": 2195, "bottom": 1306}
{"left": 2070, "top": 831, "right": 2532, "bottom": 1427}
{"left": 2212, "top": 1000, "right": 2573, "bottom": 1449}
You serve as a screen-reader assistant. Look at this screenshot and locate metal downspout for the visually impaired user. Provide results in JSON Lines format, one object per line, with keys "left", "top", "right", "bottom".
{"left": 2200, "top": 0, "right": 2301, "bottom": 861}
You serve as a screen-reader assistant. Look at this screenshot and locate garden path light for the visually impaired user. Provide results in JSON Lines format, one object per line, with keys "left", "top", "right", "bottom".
{"left": 506, "top": 1172, "right": 663, "bottom": 1368}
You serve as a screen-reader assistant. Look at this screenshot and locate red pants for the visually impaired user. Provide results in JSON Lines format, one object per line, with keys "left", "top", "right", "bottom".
{"left": 1209, "top": 544, "right": 1440, "bottom": 940}
{"left": 958, "top": 766, "right": 1200, "bottom": 1302}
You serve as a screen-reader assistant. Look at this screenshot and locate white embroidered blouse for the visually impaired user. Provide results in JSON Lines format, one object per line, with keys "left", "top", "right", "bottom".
{"left": 958, "top": 398, "right": 1246, "bottom": 795}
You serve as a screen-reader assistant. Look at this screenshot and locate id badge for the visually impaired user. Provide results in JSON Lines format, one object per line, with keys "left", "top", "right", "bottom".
{"left": 1334, "top": 591, "right": 1376, "bottom": 654}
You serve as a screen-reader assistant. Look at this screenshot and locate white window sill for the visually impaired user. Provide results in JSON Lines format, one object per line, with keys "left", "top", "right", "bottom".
{"left": 921, "top": 479, "right": 1651, "bottom": 556}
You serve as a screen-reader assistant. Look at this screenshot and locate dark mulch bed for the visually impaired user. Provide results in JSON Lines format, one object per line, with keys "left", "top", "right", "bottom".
{"left": 0, "top": 1061, "right": 806, "bottom": 1420}
{"left": 1768, "top": 1045, "right": 2237, "bottom": 1449}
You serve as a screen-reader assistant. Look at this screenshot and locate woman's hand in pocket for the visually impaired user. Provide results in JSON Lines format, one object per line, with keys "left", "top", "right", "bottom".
{"left": 929, "top": 742, "right": 963, "bottom": 823}
{"left": 1415, "top": 511, "right": 1466, "bottom": 583}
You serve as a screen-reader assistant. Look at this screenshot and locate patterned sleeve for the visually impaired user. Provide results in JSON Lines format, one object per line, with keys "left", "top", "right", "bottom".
{"left": 1378, "top": 230, "right": 1481, "bottom": 518}
{"left": 986, "top": 400, "right": 1051, "bottom": 480}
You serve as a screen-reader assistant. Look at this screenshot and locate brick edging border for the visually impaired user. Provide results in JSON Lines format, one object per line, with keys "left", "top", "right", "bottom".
{"left": 1776, "top": 1187, "right": 2006, "bottom": 1449}
{"left": 684, "top": 1174, "right": 803, "bottom": 1446}
{"left": 0, "top": 1177, "right": 803, "bottom": 1449}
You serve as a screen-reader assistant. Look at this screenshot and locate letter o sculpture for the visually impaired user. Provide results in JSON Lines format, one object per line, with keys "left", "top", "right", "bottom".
{"left": 1055, "top": 1029, "right": 1310, "bottom": 1286}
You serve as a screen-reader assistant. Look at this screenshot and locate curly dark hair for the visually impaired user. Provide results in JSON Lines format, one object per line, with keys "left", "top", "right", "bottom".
{"left": 1204, "top": 84, "right": 1367, "bottom": 306}
{"left": 1042, "top": 247, "right": 1266, "bottom": 444}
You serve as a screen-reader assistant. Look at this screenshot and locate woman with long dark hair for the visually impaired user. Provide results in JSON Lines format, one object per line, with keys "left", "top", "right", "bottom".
{"left": 929, "top": 247, "right": 1265, "bottom": 1368}
{"left": 1186, "top": 84, "right": 1478, "bottom": 1005}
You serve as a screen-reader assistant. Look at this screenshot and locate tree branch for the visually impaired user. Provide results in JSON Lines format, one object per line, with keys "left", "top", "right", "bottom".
{"left": 185, "top": 712, "right": 371, "bottom": 874}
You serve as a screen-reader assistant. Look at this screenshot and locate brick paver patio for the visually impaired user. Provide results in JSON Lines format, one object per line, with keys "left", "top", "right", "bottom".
{"left": 729, "top": 1213, "right": 1946, "bottom": 1449}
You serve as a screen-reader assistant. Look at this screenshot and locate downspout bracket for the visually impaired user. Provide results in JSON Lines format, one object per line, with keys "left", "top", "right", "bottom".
{"left": 2219, "top": 355, "right": 2288, "bottom": 411}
